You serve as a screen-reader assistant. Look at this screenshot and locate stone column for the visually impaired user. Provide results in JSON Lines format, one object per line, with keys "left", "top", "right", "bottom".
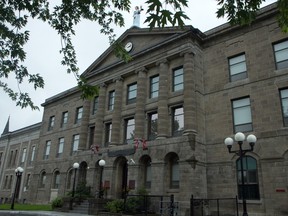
{"left": 94, "top": 84, "right": 107, "bottom": 147}
{"left": 182, "top": 50, "right": 197, "bottom": 135}
{"left": 111, "top": 77, "right": 123, "bottom": 145}
{"left": 135, "top": 67, "right": 148, "bottom": 139}
{"left": 79, "top": 99, "right": 90, "bottom": 150}
{"left": 156, "top": 59, "right": 169, "bottom": 139}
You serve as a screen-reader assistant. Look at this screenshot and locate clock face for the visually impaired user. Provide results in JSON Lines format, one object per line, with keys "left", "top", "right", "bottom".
{"left": 125, "top": 42, "right": 133, "bottom": 52}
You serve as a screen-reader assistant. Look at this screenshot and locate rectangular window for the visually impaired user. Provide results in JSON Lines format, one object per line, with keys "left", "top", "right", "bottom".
{"left": 21, "top": 148, "right": 27, "bottom": 163}
{"left": 172, "top": 106, "right": 184, "bottom": 136}
{"left": 8, "top": 175, "right": 13, "bottom": 189}
{"left": 43, "top": 141, "right": 51, "bottom": 160}
{"left": 108, "top": 90, "right": 115, "bottom": 111}
{"left": 105, "top": 122, "right": 112, "bottom": 145}
{"left": 57, "top": 138, "right": 64, "bottom": 158}
{"left": 75, "top": 107, "right": 83, "bottom": 123}
{"left": 92, "top": 96, "right": 99, "bottom": 115}
{"left": 30, "top": 146, "right": 35, "bottom": 164}
{"left": 25, "top": 173, "right": 31, "bottom": 190}
{"left": 148, "top": 112, "right": 158, "bottom": 140}
{"left": 89, "top": 126, "right": 95, "bottom": 147}
{"left": 4, "top": 176, "right": 8, "bottom": 189}
{"left": 150, "top": 75, "right": 159, "bottom": 98}
{"left": 61, "top": 111, "right": 68, "bottom": 127}
{"left": 173, "top": 67, "right": 184, "bottom": 92}
{"left": 232, "top": 97, "right": 253, "bottom": 132}
{"left": 274, "top": 40, "right": 288, "bottom": 70}
{"left": 280, "top": 89, "right": 288, "bottom": 126}
{"left": 9, "top": 150, "right": 13, "bottom": 167}
{"left": 229, "top": 53, "right": 247, "bottom": 81}
{"left": 127, "top": 83, "right": 137, "bottom": 104}
{"left": 72, "top": 134, "right": 80, "bottom": 155}
{"left": 48, "top": 116, "right": 55, "bottom": 131}
{"left": 13, "top": 149, "right": 18, "bottom": 166}
{"left": 125, "top": 118, "right": 135, "bottom": 144}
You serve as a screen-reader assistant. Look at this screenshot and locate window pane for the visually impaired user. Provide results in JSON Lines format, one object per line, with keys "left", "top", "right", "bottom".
{"left": 274, "top": 40, "right": 288, "bottom": 51}
{"left": 280, "top": 89, "right": 288, "bottom": 126}
{"left": 233, "top": 98, "right": 252, "bottom": 131}
{"left": 92, "top": 96, "right": 99, "bottom": 114}
{"left": 236, "top": 156, "right": 259, "bottom": 200}
{"left": 58, "top": 138, "right": 64, "bottom": 153}
{"left": 233, "top": 98, "right": 250, "bottom": 108}
{"left": 148, "top": 113, "right": 158, "bottom": 140}
{"left": 230, "top": 63, "right": 247, "bottom": 75}
{"left": 126, "top": 119, "right": 135, "bottom": 143}
{"left": 128, "top": 83, "right": 137, "bottom": 104}
{"left": 108, "top": 91, "right": 115, "bottom": 110}
{"left": 234, "top": 106, "right": 252, "bottom": 124}
{"left": 73, "top": 135, "right": 79, "bottom": 151}
{"left": 229, "top": 54, "right": 247, "bottom": 81}
{"left": 172, "top": 162, "right": 179, "bottom": 181}
{"left": 173, "top": 107, "right": 184, "bottom": 136}
{"left": 275, "top": 49, "right": 288, "bottom": 62}
{"left": 173, "top": 68, "right": 183, "bottom": 92}
{"left": 230, "top": 54, "right": 245, "bottom": 64}
{"left": 150, "top": 76, "right": 159, "bottom": 98}
{"left": 274, "top": 40, "right": 288, "bottom": 70}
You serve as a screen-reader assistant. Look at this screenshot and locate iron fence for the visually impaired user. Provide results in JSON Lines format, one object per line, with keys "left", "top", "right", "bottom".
{"left": 190, "top": 195, "right": 239, "bottom": 216}
{"left": 124, "top": 194, "right": 179, "bottom": 216}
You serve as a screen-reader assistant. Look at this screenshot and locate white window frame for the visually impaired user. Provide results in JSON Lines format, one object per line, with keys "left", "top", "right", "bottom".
{"left": 229, "top": 53, "right": 247, "bottom": 82}
{"left": 232, "top": 97, "right": 253, "bottom": 133}
{"left": 273, "top": 40, "right": 288, "bottom": 70}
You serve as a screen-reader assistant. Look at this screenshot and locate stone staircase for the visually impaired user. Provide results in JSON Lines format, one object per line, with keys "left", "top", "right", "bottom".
{"left": 70, "top": 199, "right": 89, "bottom": 215}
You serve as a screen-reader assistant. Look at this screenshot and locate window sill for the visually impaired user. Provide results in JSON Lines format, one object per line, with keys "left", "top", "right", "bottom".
{"left": 238, "top": 199, "right": 262, "bottom": 205}
{"left": 167, "top": 188, "right": 180, "bottom": 193}
{"left": 224, "top": 78, "right": 250, "bottom": 89}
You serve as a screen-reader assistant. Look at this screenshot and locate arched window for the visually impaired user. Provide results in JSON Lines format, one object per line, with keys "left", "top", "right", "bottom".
{"left": 53, "top": 171, "right": 60, "bottom": 189}
{"left": 171, "top": 157, "right": 179, "bottom": 188}
{"left": 165, "top": 153, "right": 180, "bottom": 189}
{"left": 66, "top": 169, "right": 73, "bottom": 189}
{"left": 39, "top": 171, "right": 46, "bottom": 188}
{"left": 236, "top": 156, "right": 260, "bottom": 200}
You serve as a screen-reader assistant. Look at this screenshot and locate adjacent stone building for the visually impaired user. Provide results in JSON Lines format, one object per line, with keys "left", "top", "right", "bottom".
{"left": 0, "top": 2, "right": 287, "bottom": 215}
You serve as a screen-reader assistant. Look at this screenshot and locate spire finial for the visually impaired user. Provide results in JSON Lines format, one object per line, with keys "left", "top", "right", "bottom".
{"left": 2, "top": 116, "right": 10, "bottom": 135}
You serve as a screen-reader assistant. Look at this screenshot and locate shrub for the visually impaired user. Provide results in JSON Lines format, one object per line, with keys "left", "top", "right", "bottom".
{"left": 105, "top": 199, "right": 124, "bottom": 213}
{"left": 51, "top": 197, "right": 63, "bottom": 209}
{"left": 66, "top": 181, "right": 92, "bottom": 198}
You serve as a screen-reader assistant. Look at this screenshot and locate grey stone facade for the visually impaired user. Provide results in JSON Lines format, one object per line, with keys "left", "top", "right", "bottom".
{"left": 0, "top": 3, "right": 287, "bottom": 216}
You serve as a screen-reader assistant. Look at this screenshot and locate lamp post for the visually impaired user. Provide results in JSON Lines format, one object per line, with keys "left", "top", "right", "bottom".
{"left": 70, "top": 162, "right": 79, "bottom": 210}
{"left": 11, "top": 166, "right": 24, "bottom": 210}
{"left": 98, "top": 159, "right": 106, "bottom": 198}
{"left": 224, "top": 132, "right": 257, "bottom": 216}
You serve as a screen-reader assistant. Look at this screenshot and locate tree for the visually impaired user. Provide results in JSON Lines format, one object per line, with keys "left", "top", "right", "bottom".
{"left": 216, "top": 0, "right": 288, "bottom": 32}
{"left": 0, "top": 0, "right": 287, "bottom": 110}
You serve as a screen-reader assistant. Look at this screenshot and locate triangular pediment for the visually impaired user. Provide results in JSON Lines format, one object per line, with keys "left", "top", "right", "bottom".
{"left": 82, "top": 25, "right": 203, "bottom": 77}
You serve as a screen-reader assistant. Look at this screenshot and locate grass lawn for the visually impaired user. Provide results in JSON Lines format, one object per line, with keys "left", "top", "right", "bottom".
{"left": 0, "top": 204, "right": 52, "bottom": 211}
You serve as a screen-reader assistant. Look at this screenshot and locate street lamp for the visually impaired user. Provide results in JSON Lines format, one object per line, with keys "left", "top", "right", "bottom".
{"left": 11, "top": 166, "right": 24, "bottom": 210}
{"left": 70, "top": 162, "right": 79, "bottom": 210}
{"left": 98, "top": 159, "right": 106, "bottom": 198}
{"left": 224, "top": 132, "right": 257, "bottom": 216}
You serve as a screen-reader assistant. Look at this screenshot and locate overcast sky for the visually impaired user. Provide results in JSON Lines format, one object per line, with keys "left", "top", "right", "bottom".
{"left": 0, "top": 0, "right": 277, "bottom": 133}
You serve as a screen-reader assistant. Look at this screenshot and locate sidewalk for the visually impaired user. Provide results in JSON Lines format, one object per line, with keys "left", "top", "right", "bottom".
{"left": 0, "top": 210, "right": 89, "bottom": 216}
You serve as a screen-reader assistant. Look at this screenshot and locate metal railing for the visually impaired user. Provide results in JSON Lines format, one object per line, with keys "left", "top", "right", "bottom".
{"left": 190, "top": 195, "right": 239, "bottom": 216}
{"left": 124, "top": 194, "right": 178, "bottom": 216}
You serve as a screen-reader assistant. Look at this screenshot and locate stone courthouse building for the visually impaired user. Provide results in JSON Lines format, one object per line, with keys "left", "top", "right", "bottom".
{"left": 0, "top": 2, "right": 288, "bottom": 215}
